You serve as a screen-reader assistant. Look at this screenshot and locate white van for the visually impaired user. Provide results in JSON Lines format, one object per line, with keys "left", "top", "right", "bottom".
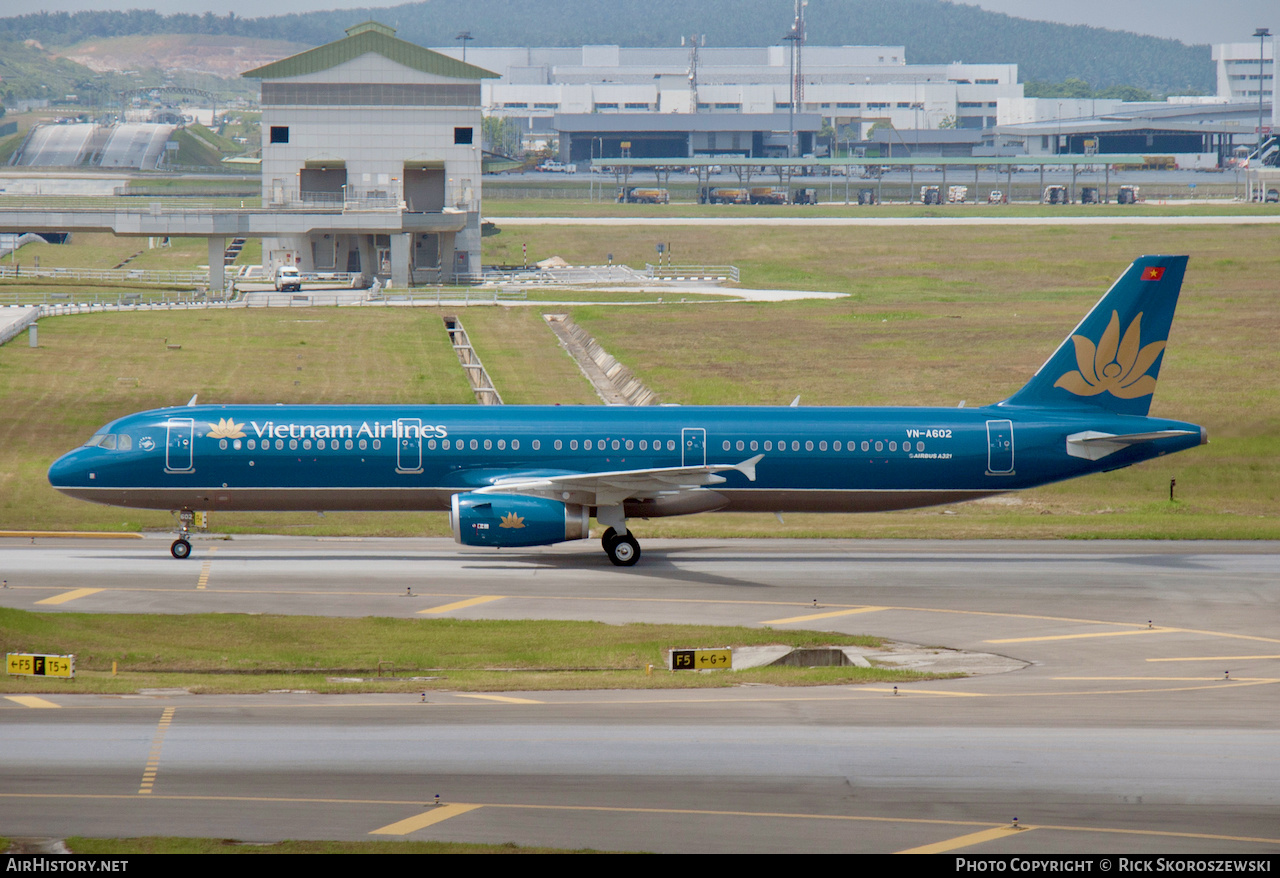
{"left": 274, "top": 265, "right": 301, "bottom": 292}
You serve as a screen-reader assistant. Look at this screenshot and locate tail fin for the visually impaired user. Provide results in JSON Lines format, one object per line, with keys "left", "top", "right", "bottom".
{"left": 999, "top": 255, "right": 1188, "bottom": 416}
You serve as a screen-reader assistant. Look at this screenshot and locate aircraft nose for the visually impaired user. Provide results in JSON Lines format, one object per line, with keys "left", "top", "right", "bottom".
{"left": 48, "top": 449, "right": 90, "bottom": 489}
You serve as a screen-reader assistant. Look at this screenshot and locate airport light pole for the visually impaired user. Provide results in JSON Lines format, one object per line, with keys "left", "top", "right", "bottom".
{"left": 1255, "top": 28, "right": 1271, "bottom": 152}
{"left": 456, "top": 31, "right": 473, "bottom": 64}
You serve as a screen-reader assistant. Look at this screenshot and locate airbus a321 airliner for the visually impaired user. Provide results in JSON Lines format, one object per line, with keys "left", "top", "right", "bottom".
{"left": 49, "top": 255, "right": 1205, "bottom": 566}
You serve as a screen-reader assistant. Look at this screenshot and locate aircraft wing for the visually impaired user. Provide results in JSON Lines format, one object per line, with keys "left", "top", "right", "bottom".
{"left": 1066, "top": 430, "right": 1199, "bottom": 461}
{"left": 473, "top": 454, "right": 763, "bottom": 507}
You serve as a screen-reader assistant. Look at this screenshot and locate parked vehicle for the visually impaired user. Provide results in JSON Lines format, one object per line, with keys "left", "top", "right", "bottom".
{"left": 273, "top": 265, "right": 301, "bottom": 292}
{"left": 920, "top": 185, "right": 942, "bottom": 205}
{"left": 1117, "top": 185, "right": 1141, "bottom": 205}
{"left": 987, "top": 189, "right": 1004, "bottom": 204}
{"left": 947, "top": 185, "right": 968, "bottom": 203}
{"left": 749, "top": 187, "right": 788, "bottom": 204}
{"left": 617, "top": 187, "right": 670, "bottom": 204}
{"left": 857, "top": 188, "right": 877, "bottom": 205}
{"left": 1080, "top": 187, "right": 1100, "bottom": 204}
{"left": 699, "top": 187, "right": 750, "bottom": 204}
{"left": 1043, "top": 185, "right": 1069, "bottom": 205}
{"left": 791, "top": 188, "right": 819, "bottom": 205}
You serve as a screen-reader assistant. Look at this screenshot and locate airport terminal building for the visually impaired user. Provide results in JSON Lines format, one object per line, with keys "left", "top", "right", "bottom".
{"left": 244, "top": 21, "right": 496, "bottom": 283}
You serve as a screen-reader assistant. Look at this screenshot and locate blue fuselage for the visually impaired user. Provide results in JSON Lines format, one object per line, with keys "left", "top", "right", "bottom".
{"left": 48, "top": 403, "right": 1205, "bottom": 516}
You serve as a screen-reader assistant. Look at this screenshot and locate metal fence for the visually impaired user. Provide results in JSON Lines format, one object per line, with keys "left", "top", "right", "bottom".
{"left": 0, "top": 265, "right": 209, "bottom": 285}
{"left": 644, "top": 264, "right": 740, "bottom": 282}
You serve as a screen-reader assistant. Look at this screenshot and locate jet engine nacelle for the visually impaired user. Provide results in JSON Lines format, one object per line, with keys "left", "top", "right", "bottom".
{"left": 450, "top": 493, "right": 590, "bottom": 548}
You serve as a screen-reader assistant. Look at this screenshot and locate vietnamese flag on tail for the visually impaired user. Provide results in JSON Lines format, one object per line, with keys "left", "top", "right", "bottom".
{"left": 1141, "top": 266, "right": 1166, "bottom": 281}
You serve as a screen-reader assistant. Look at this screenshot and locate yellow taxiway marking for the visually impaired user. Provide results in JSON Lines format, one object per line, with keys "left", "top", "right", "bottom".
{"left": 987, "top": 628, "right": 1171, "bottom": 644}
{"left": 762, "top": 606, "right": 888, "bottom": 625}
{"left": 1148, "top": 655, "right": 1280, "bottom": 662}
{"left": 4, "top": 696, "right": 60, "bottom": 709}
{"left": 2, "top": 792, "right": 1279, "bottom": 848}
{"left": 138, "top": 707, "right": 176, "bottom": 796}
{"left": 451, "top": 693, "right": 543, "bottom": 704}
{"left": 35, "top": 588, "right": 103, "bottom": 605}
{"left": 369, "top": 803, "right": 484, "bottom": 835}
{"left": 0, "top": 531, "right": 142, "bottom": 539}
{"left": 864, "top": 687, "right": 986, "bottom": 697}
{"left": 418, "top": 595, "right": 504, "bottom": 615}
{"left": 897, "top": 825, "right": 1031, "bottom": 854}
{"left": 197, "top": 561, "right": 212, "bottom": 590}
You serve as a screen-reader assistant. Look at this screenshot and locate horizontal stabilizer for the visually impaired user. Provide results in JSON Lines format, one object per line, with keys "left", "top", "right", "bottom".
{"left": 1066, "top": 429, "right": 1199, "bottom": 461}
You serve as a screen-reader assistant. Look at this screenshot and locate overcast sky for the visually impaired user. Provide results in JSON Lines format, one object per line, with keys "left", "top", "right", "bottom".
{"left": 1, "top": 0, "right": 1275, "bottom": 46}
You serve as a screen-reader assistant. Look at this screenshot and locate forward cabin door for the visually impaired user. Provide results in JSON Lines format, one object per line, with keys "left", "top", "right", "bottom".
{"left": 165, "top": 418, "right": 194, "bottom": 474}
{"left": 681, "top": 427, "right": 706, "bottom": 467}
{"left": 396, "top": 418, "right": 423, "bottom": 474}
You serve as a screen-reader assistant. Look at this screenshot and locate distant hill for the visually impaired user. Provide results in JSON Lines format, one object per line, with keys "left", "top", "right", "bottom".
{"left": 0, "top": 0, "right": 1214, "bottom": 96}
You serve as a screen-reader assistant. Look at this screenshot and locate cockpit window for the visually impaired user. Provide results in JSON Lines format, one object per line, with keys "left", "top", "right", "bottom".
{"left": 84, "top": 433, "right": 129, "bottom": 450}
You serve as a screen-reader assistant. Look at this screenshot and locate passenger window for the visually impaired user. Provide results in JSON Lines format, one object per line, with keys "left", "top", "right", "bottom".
{"left": 819, "top": 441, "right": 827, "bottom": 451}
{"left": 570, "top": 440, "right": 578, "bottom": 450}
{"left": 276, "top": 439, "right": 285, "bottom": 450}
{"left": 723, "top": 441, "right": 731, "bottom": 451}
{"left": 639, "top": 440, "right": 647, "bottom": 450}
{"left": 833, "top": 441, "right": 841, "bottom": 451}
{"left": 428, "top": 439, "right": 437, "bottom": 450}
{"left": 248, "top": 439, "right": 256, "bottom": 450}
{"left": 470, "top": 439, "right": 478, "bottom": 450}
{"left": 889, "top": 441, "right": 897, "bottom": 452}
{"left": 219, "top": 439, "right": 228, "bottom": 450}
{"left": 875, "top": 441, "right": 883, "bottom": 452}
{"left": 625, "top": 440, "right": 633, "bottom": 450}
{"left": 736, "top": 440, "right": 744, "bottom": 451}
{"left": 515, "top": 440, "right": 523, "bottom": 450}
{"left": 861, "top": 441, "right": 870, "bottom": 452}
{"left": 346, "top": 439, "right": 354, "bottom": 450}
{"left": 764, "top": 441, "right": 772, "bottom": 451}
{"left": 484, "top": 439, "right": 492, "bottom": 450}
{"left": 373, "top": 440, "right": 381, "bottom": 450}
{"left": 585, "top": 439, "right": 593, "bottom": 450}
{"left": 497, "top": 439, "right": 505, "bottom": 450}
{"left": 555, "top": 440, "right": 563, "bottom": 450}
{"left": 289, "top": 440, "right": 298, "bottom": 450}
{"left": 611, "top": 440, "right": 620, "bottom": 451}
{"left": 667, "top": 440, "right": 675, "bottom": 451}
{"left": 791, "top": 441, "right": 800, "bottom": 451}
{"left": 805, "top": 440, "right": 813, "bottom": 451}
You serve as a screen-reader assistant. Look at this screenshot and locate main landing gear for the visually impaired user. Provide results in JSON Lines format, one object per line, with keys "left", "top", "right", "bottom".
{"left": 601, "top": 526, "right": 641, "bottom": 567}
{"left": 171, "top": 538, "right": 192, "bottom": 559}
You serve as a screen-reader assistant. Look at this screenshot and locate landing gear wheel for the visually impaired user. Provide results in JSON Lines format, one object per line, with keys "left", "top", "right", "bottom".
{"left": 605, "top": 532, "right": 641, "bottom": 567}
{"left": 170, "top": 539, "right": 192, "bottom": 560}
{"left": 601, "top": 527, "right": 618, "bottom": 551}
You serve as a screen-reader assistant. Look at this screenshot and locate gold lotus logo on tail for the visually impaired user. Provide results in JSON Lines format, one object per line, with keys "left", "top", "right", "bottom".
{"left": 1054, "top": 311, "right": 1165, "bottom": 399}
{"left": 207, "top": 418, "right": 246, "bottom": 439}
{"left": 499, "top": 512, "right": 525, "bottom": 529}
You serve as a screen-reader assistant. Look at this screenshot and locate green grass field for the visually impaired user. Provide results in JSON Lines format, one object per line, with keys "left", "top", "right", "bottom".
{"left": 0, "top": 221, "right": 1275, "bottom": 539}
{"left": 0, "top": 609, "right": 923, "bottom": 694}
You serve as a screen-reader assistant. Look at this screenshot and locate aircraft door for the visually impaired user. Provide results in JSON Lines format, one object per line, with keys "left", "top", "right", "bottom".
{"left": 986, "top": 419, "right": 1014, "bottom": 475}
{"left": 165, "top": 418, "right": 194, "bottom": 473}
{"left": 681, "top": 428, "right": 706, "bottom": 467}
{"left": 396, "top": 418, "right": 423, "bottom": 474}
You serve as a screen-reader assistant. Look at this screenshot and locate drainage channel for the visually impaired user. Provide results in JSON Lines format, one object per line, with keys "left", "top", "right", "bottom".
{"left": 544, "top": 313, "right": 657, "bottom": 406}
{"left": 443, "top": 315, "right": 503, "bottom": 405}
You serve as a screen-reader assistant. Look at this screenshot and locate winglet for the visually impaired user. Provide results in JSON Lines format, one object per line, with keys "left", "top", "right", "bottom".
{"left": 734, "top": 454, "right": 764, "bottom": 482}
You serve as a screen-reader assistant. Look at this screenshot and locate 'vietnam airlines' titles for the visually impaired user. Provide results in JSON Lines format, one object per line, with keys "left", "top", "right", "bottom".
{"left": 247, "top": 420, "right": 448, "bottom": 441}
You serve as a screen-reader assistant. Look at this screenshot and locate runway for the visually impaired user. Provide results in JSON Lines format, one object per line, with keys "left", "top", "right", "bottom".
{"left": 492, "top": 214, "right": 1280, "bottom": 227}
{"left": 2, "top": 536, "right": 1279, "bottom": 853}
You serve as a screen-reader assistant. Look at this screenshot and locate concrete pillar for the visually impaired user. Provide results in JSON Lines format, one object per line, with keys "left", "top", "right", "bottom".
{"left": 390, "top": 233, "right": 411, "bottom": 289}
{"left": 440, "top": 232, "right": 457, "bottom": 284}
{"left": 207, "top": 236, "right": 225, "bottom": 293}
{"left": 357, "top": 234, "right": 377, "bottom": 278}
